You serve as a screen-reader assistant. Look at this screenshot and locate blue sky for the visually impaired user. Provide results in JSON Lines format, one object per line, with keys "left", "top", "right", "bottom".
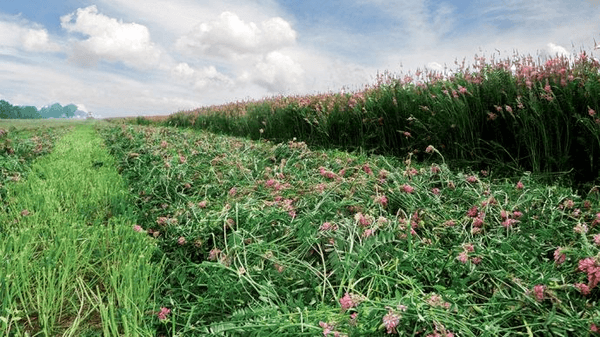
{"left": 1, "top": 0, "right": 599, "bottom": 117}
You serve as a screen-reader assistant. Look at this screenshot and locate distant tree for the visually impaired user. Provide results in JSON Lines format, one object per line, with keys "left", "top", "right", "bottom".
{"left": 20, "top": 106, "right": 41, "bottom": 119}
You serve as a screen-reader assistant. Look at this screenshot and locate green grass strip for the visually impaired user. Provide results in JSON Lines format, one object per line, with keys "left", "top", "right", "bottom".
{"left": 0, "top": 123, "right": 163, "bottom": 337}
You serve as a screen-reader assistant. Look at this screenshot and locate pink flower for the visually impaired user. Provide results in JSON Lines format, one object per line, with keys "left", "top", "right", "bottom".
{"left": 444, "top": 220, "right": 455, "bottom": 227}
{"left": 362, "top": 228, "right": 375, "bottom": 238}
{"left": 208, "top": 248, "right": 221, "bottom": 261}
{"left": 466, "top": 206, "right": 479, "bottom": 218}
{"left": 382, "top": 310, "right": 401, "bottom": 334}
{"left": 502, "top": 218, "right": 518, "bottom": 228}
{"left": 133, "top": 225, "right": 143, "bottom": 232}
{"left": 157, "top": 307, "right": 171, "bottom": 320}
{"left": 516, "top": 181, "right": 524, "bottom": 190}
{"left": 533, "top": 284, "right": 545, "bottom": 302}
{"left": 457, "top": 251, "right": 469, "bottom": 264}
{"left": 402, "top": 184, "right": 414, "bottom": 193}
{"left": 466, "top": 176, "right": 478, "bottom": 183}
{"left": 458, "top": 85, "right": 468, "bottom": 94}
{"left": 375, "top": 195, "right": 388, "bottom": 207}
{"left": 590, "top": 108, "right": 596, "bottom": 117}
{"left": 513, "top": 211, "right": 523, "bottom": 218}
{"left": 198, "top": 200, "right": 208, "bottom": 208}
{"left": 362, "top": 164, "right": 373, "bottom": 175}
{"left": 554, "top": 248, "right": 566, "bottom": 265}
{"left": 179, "top": 155, "right": 186, "bottom": 164}
{"left": 229, "top": 187, "right": 237, "bottom": 196}
{"left": 178, "top": 236, "right": 186, "bottom": 245}
{"left": 472, "top": 216, "right": 484, "bottom": 228}
{"left": 403, "top": 131, "right": 412, "bottom": 138}
{"left": 431, "top": 188, "right": 440, "bottom": 195}
{"left": 464, "top": 243, "right": 475, "bottom": 252}
{"left": 594, "top": 234, "right": 600, "bottom": 245}
{"left": 431, "top": 165, "right": 441, "bottom": 174}
{"left": 591, "top": 323, "right": 599, "bottom": 334}
{"left": 505, "top": 105, "right": 513, "bottom": 113}
{"left": 339, "top": 293, "right": 357, "bottom": 311}
{"left": 471, "top": 257, "right": 482, "bottom": 264}
{"left": 574, "top": 283, "right": 591, "bottom": 296}
{"left": 425, "top": 145, "right": 435, "bottom": 153}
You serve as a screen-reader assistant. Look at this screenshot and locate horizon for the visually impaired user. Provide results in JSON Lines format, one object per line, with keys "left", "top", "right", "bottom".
{"left": 1, "top": 0, "right": 599, "bottom": 118}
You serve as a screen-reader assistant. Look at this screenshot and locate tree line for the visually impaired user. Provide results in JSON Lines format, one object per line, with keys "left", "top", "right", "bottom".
{"left": 0, "top": 100, "right": 88, "bottom": 119}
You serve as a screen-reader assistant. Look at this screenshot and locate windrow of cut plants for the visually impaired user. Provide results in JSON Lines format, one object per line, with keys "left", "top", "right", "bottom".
{"left": 131, "top": 51, "right": 600, "bottom": 193}
{"left": 0, "top": 123, "right": 72, "bottom": 207}
{"left": 99, "top": 122, "right": 600, "bottom": 335}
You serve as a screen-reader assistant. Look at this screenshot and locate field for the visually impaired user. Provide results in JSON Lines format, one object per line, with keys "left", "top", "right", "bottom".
{"left": 1, "top": 51, "right": 600, "bottom": 336}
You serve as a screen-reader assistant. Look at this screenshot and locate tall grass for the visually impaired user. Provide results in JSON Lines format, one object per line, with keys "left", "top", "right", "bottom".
{"left": 134, "top": 51, "right": 600, "bottom": 192}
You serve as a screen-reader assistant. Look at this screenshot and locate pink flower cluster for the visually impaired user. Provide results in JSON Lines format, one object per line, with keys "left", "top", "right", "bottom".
{"left": 319, "top": 321, "right": 347, "bottom": 337}
{"left": 500, "top": 209, "right": 521, "bottom": 228}
{"left": 578, "top": 257, "right": 600, "bottom": 291}
{"left": 382, "top": 309, "right": 401, "bottom": 334}
{"left": 339, "top": 292, "right": 364, "bottom": 312}
{"left": 157, "top": 307, "right": 171, "bottom": 320}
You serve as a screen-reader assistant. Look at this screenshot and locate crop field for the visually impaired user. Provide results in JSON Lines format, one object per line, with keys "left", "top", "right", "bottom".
{"left": 1, "top": 51, "right": 600, "bottom": 336}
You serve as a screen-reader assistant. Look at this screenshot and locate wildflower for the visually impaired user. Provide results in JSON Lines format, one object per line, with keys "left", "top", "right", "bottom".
{"left": 458, "top": 85, "right": 468, "bottom": 94}
{"left": 467, "top": 206, "right": 479, "bottom": 218}
{"left": 591, "top": 323, "right": 599, "bottom": 334}
{"left": 447, "top": 181, "right": 455, "bottom": 189}
{"left": 178, "top": 236, "right": 186, "bottom": 245}
{"left": 157, "top": 217, "right": 168, "bottom": 226}
{"left": 466, "top": 175, "right": 478, "bottom": 183}
{"left": 160, "top": 140, "right": 168, "bottom": 148}
{"left": 198, "top": 200, "right": 208, "bottom": 208}
{"left": 374, "top": 195, "right": 388, "bottom": 207}
{"left": 425, "top": 145, "right": 435, "bottom": 153}
{"left": 532, "top": 284, "right": 545, "bottom": 301}
{"left": 133, "top": 225, "right": 143, "bottom": 232}
{"left": 574, "top": 223, "right": 588, "bottom": 234}
{"left": 594, "top": 234, "right": 600, "bottom": 245}
{"left": 402, "top": 184, "right": 414, "bottom": 193}
{"left": 513, "top": 210, "right": 523, "bottom": 218}
{"left": 157, "top": 307, "right": 171, "bottom": 320}
{"left": 502, "top": 218, "right": 518, "bottom": 228}
{"left": 564, "top": 199, "right": 575, "bottom": 209}
{"left": 362, "top": 228, "right": 375, "bottom": 238}
{"left": 229, "top": 187, "right": 237, "bottom": 197}
{"left": 471, "top": 257, "right": 482, "bottom": 264}
{"left": 288, "top": 210, "right": 296, "bottom": 218}
{"left": 431, "top": 165, "right": 441, "bottom": 174}
{"left": 505, "top": 105, "right": 513, "bottom": 113}
{"left": 444, "top": 220, "right": 455, "bottom": 227}
{"left": 472, "top": 216, "right": 484, "bottom": 228}
{"left": 208, "top": 248, "right": 221, "bottom": 261}
{"left": 516, "top": 181, "right": 524, "bottom": 190}
{"left": 590, "top": 108, "right": 596, "bottom": 117}
{"left": 554, "top": 248, "right": 566, "bottom": 265}
{"left": 574, "top": 282, "right": 591, "bottom": 296}
{"left": 179, "top": 155, "right": 186, "bottom": 164}
{"left": 457, "top": 251, "right": 469, "bottom": 264}
{"left": 487, "top": 112, "right": 497, "bottom": 121}
{"left": 362, "top": 164, "right": 373, "bottom": 175}
{"left": 431, "top": 187, "right": 441, "bottom": 195}
{"left": 464, "top": 243, "right": 475, "bottom": 252}
{"left": 274, "top": 263, "right": 285, "bottom": 273}
{"left": 339, "top": 293, "right": 357, "bottom": 311}
{"left": 382, "top": 310, "right": 401, "bottom": 334}
{"left": 578, "top": 257, "right": 600, "bottom": 289}
{"left": 320, "top": 222, "right": 338, "bottom": 231}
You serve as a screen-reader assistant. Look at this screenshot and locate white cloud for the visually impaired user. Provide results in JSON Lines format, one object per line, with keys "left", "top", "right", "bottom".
{"left": 0, "top": 19, "right": 60, "bottom": 53}
{"left": 251, "top": 51, "right": 304, "bottom": 92}
{"left": 171, "top": 62, "right": 233, "bottom": 90}
{"left": 22, "top": 28, "right": 61, "bottom": 52}
{"left": 175, "top": 11, "right": 296, "bottom": 59}
{"left": 60, "top": 5, "right": 162, "bottom": 69}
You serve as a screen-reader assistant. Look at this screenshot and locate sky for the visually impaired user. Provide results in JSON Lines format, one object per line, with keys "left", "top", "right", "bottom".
{"left": 0, "top": 0, "right": 599, "bottom": 118}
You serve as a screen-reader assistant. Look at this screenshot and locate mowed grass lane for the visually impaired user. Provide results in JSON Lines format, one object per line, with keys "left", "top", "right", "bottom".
{"left": 0, "top": 123, "right": 163, "bottom": 336}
